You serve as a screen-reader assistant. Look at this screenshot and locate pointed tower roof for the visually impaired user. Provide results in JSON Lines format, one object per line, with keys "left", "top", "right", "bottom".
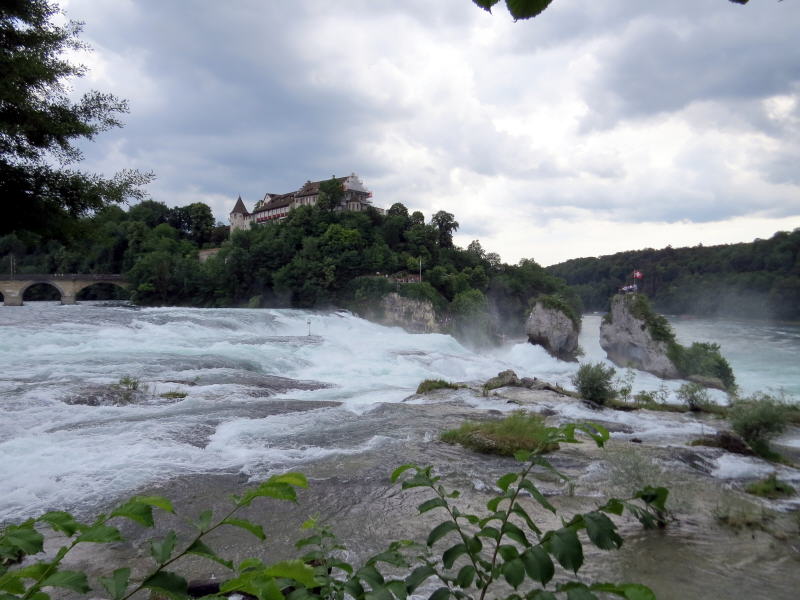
{"left": 231, "top": 195, "right": 249, "bottom": 215}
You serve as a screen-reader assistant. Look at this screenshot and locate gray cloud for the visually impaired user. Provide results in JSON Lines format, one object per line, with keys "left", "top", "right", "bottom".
{"left": 61, "top": 0, "right": 800, "bottom": 261}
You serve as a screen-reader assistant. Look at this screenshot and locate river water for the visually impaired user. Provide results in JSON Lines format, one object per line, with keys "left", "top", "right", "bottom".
{"left": 1, "top": 302, "right": 798, "bottom": 523}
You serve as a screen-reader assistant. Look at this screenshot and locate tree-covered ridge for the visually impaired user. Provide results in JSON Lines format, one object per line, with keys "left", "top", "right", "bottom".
{"left": 1, "top": 200, "right": 578, "bottom": 343}
{"left": 546, "top": 229, "right": 800, "bottom": 320}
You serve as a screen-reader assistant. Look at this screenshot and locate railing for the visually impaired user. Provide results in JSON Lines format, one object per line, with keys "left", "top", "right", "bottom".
{"left": 1, "top": 274, "right": 126, "bottom": 281}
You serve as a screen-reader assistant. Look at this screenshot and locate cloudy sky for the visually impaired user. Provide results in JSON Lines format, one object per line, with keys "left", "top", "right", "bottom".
{"left": 60, "top": 0, "right": 799, "bottom": 266}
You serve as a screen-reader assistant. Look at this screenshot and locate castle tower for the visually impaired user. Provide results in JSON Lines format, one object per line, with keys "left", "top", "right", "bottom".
{"left": 229, "top": 196, "right": 251, "bottom": 233}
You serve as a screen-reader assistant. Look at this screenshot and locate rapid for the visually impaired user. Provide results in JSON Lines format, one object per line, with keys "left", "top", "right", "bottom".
{"left": 1, "top": 302, "right": 798, "bottom": 523}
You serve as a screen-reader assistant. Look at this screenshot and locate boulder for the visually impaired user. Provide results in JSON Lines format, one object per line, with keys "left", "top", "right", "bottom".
{"left": 525, "top": 301, "right": 580, "bottom": 360}
{"left": 599, "top": 295, "right": 681, "bottom": 379}
{"left": 484, "top": 369, "right": 520, "bottom": 392}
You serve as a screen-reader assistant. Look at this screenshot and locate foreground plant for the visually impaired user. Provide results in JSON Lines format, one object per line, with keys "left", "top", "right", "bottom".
{"left": 0, "top": 473, "right": 316, "bottom": 600}
{"left": 297, "top": 423, "right": 667, "bottom": 600}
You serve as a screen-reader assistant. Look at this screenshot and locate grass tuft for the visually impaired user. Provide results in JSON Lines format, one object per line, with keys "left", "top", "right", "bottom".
{"left": 745, "top": 474, "right": 795, "bottom": 499}
{"left": 440, "top": 411, "right": 558, "bottom": 456}
{"left": 416, "top": 379, "right": 460, "bottom": 394}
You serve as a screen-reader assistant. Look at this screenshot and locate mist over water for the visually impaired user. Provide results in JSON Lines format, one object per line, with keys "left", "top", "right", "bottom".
{"left": 1, "top": 303, "right": 798, "bottom": 522}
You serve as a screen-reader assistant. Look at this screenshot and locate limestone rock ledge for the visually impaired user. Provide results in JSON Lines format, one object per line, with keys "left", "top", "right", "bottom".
{"left": 525, "top": 301, "right": 580, "bottom": 360}
{"left": 370, "top": 292, "right": 439, "bottom": 333}
{"left": 599, "top": 294, "right": 681, "bottom": 378}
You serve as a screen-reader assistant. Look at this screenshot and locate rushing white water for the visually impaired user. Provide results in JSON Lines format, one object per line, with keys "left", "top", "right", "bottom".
{"left": 1, "top": 303, "right": 798, "bottom": 522}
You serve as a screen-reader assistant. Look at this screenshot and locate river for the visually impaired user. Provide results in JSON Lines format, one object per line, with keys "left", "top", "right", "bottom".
{"left": 1, "top": 302, "right": 798, "bottom": 522}
{"left": 1, "top": 302, "right": 799, "bottom": 598}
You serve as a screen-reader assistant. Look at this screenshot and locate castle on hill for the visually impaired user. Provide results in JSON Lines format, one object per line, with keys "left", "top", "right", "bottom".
{"left": 229, "top": 173, "right": 383, "bottom": 232}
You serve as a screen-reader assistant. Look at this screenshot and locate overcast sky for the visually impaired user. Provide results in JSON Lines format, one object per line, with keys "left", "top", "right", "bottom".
{"left": 60, "top": 0, "right": 799, "bottom": 266}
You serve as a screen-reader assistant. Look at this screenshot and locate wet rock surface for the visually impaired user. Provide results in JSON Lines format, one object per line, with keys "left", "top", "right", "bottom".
{"left": 600, "top": 295, "right": 681, "bottom": 378}
{"left": 525, "top": 301, "right": 580, "bottom": 360}
{"left": 52, "top": 384, "right": 800, "bottom": 600}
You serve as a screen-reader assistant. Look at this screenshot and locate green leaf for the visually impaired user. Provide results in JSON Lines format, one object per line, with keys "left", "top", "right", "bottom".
{"left": 76, "top": 524, "right": 122, "bottom": 543}
{"left": 2, "top": 524, "right": 44, "bottom": 555}
{"left": 390, "top": 464, "right": 416, "bottom": 482}
{"left": 405, "top": 566, "right": 436, "bottom": 593}
{"left": 547, "top": 528, "right": 583, "bottom": 573}
{"left": 589, "top": 583, "right": 656, "bottom": 600}
{"left": 222, "top": 517, "right": 266, "bottom": 540}
{"left": 564, "top": 586, "right": 598, "bottom": 600}
{"left": 583, "top": 512, "right": 623, "bottom": 550}
{"left": 486, "top": 496, "right": 506, "bottom": 512}
{"left": 269, "top": 472, "right": 308, "bottom": 488}
{"left": 505, "top": 0, "right": 555, "bottom": 21}
{"left": 0, "top": 572, "right": 26, "bottom": 594}
{"left": 357, "top": 564, "right": 385, "bottom": 589}
{"left": 510, "top": 504, "right": 542, "bottom": 537}
{"left": 99, "top": 567, "right": 131, "bottom": 600}
{"left": 186, "top": 539, "right": 233, "bottom": 569}
{"left": 498, "top": 545, "right": 519, "bottom": 561}
{"left": 222, "top": 573, "right": 283, "bottom": 600}
{"left": 599, "top": 498, "right": 624, "bottom": 516}
{"left": 519, "top": 480, "right": 556, "bottom": 514}
{"left": 386, "top": 580, "right": 408, "bottom": 600}
{"left": 502, "top": 558, "right": 525, "bottom": 589}
{"left": 521, "top": 546, "right": 554, "bottom": 586}
{"left": 365, "top": 587, "right": 394, "bottom": 600}
{"left": 368, "top": 550, "right": 407, "bottom": 568}
{"left": 473, "top": 0, "right": 502, "bottom": 13}
{"left": 634, "top": 486, "right": 669, "bottom": 512}
{"left": 467, "top": 535, "right": 482, "bottom": 554}
{"left": 194, "top": 509, "right": 213, "bottom": 532}
{"left": 111, "top": 500, "right": 154, "bottom": 527}
{"left": 143, "top": 571, "right": 188, "bottom": 599}
{"left": 572, "top": 423, "right": 610, "bottom": 447}
{"left": 135, "top": 496, "right": 175, "bottom": 513}
{"left": 344, "top": 578, "right": 365, "bottom": 599}
{"left": 514, "top": 450, "right": 532, "bottom": 462}
{"left": 501, "top": 522, "right": 530, "bottom": 547}
{"left": 418, "top": 498, "right": 448, "bottom": 514}
{"left": 527, "top": 592, "right": 558, "bottom": 600}
{"left": 426, "top": 521, "right": 457, "bottom": 547}
{"left": 38, "top": 512, "right": 82, "bottom": 537}
{"left": 620, "top": 584, "right": 657, "bottom": 600}
{"left": 455, "top": 565, "right": 476, "bottom": 588}
{"left": 41, "top": 570, "right": 90, "bottom": 593}
{"left": 429, "top": 587, "right": 450, "bottom": 600}
{"left": 150, "top": 531, "right": 177, "bottom": 564}
{"left": 442, "top": 543, "right": 467, "bottom": 569}
{"left": 238, "top": 481, "right": 298, "bottom": 506}
{"left": 497, "top": 473, "right": 518, "bottom": 492}
{"left": 477, "top": 526, "right": 500, "bottom": 540}
{"left": 264, "top": 560, "right": 319, "bottom": 587}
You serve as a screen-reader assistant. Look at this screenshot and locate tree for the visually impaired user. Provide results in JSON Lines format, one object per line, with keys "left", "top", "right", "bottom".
{"left": 472, "top": 0, "right": 751, "bottom": 21}
{"left": 317, "top": 178, "right": 344, "bottom": 212}
{"left": 1, "top": 0, "right": 152, "bottom": 239}
{"left": 431, "top": 210, "right": 459, "bottom": 248}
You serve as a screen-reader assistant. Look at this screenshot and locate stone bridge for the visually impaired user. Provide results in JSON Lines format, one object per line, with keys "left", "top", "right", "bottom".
{"left": 0, "top": 274, "right": 130, "bottom": 306}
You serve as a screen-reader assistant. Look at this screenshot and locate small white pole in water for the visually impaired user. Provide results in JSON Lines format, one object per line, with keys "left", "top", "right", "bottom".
{"left": 307, "top": 318, "right": 311, "bottom": 336}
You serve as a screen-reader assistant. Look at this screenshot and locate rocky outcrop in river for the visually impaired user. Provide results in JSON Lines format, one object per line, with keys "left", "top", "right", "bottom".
{"left": 600, "top": 294, "right": 681, "bottom": 378}
{"left": 525, "top": 299, "right": 580, "bottom": 360}
{"left": 372, "top": 292, "right": 439, "bottom": 333}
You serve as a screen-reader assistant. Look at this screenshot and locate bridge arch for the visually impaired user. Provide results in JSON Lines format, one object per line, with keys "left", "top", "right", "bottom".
{"left": 21, "top": 281, "right": 66, "bottom": 302}
{"left": 75, "top": 281, "right": 131, "bottom": 300}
